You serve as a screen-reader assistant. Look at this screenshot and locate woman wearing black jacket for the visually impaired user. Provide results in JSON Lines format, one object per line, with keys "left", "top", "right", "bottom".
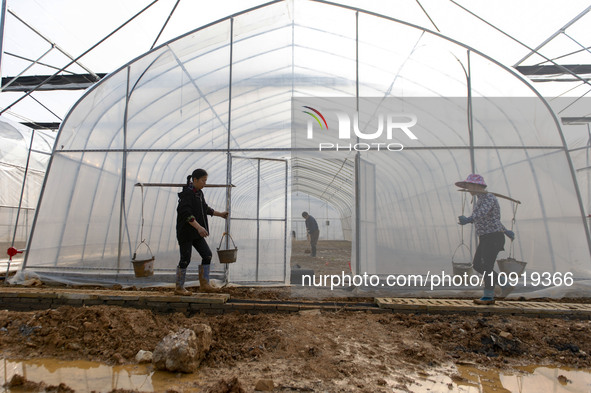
{"left": 175, "top": 168, "right": 228, "bottom": 295}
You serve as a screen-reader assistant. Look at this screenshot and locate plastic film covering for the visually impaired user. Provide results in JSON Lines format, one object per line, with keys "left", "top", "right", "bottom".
{"left": 229, "top": 156, "right": 288, "bottom": 283}
{"left": 0, "top": 118, "right": 54, "bottom": 267}
{"left": 21, "top": 0, "right": 590, "bottom": 296}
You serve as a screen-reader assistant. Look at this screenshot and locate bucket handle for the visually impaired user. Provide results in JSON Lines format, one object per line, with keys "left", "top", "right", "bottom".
{"left": 218, "top": 232, "right": 237, "bottom": 250}
{"left": 451, "top": 242, "right": 472, "bottom": 266}
{"left": 132, "top": 184, "right": 155, "bottom": 262}
{"left": 453, "top": 192, "right": 473, "bottom": 266}
{"left": 507, "top": 202, "right": 518, "bottom": 258}
{"left": 132, "top": 239, "right": 154, "bottom": 261}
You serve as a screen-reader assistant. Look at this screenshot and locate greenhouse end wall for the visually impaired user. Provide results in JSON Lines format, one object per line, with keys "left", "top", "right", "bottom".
{"left": 19, "top": 0, "right": 591, "bottom": 297}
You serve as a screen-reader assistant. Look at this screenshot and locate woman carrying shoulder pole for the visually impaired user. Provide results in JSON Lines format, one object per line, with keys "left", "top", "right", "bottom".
{"left": 455, "top": 174, "right": 515, "bottom": 305}
{"left": 175, "top": 168, "right": 229, "bottom": 295}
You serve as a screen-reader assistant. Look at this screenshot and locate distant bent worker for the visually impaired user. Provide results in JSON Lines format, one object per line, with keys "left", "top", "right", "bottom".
{"left": 302, "top": 211, "right": 320, "bottom": 257}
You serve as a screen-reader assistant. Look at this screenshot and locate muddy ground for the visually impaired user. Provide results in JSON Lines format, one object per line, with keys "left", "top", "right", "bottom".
{"left": 1, "top": 305, "right": 591, "bottom": 392}
{"left": 1, "top": 240, "right": 591, "bottom": 392}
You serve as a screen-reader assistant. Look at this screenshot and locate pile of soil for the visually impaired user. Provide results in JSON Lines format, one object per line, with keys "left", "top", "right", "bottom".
{"left": 1, "top": 304, "right": 590, "bottom": 392}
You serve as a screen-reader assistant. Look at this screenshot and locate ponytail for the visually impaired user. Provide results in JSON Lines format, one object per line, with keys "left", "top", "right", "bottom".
{"left": 186, "top": 175, "right": 192, "bottom": 186}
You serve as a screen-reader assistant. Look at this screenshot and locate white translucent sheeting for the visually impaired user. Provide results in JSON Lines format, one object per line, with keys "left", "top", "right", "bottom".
{"left": 228, "top": 155, "right": 288, "bottom": 283}
{"left": 0, "top": 117, "right": 54, "bottom": 251}
{"left": 21, "top": 0, "right": 591, "bottom": 295}
{"left": 358, "top": 148, "right": 588, "bottom": 274}
{"left": 550, "top": 98, "right": 591, "bottom": 217}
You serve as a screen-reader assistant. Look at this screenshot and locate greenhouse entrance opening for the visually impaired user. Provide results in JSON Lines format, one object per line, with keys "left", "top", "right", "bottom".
{"left": 290, "top": 156, "right": 355, "bottom": 289}
{"left": 290, "top": 193, "right": 353, "bottom": 286}
{"left": 228, "top": 156, "right": 289, "bottom": 285}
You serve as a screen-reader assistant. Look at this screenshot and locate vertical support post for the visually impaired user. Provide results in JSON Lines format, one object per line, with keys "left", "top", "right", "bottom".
{"left": 354, "top": 11, "right": 361, "bottom": 275}
{"left": 225, "top": 156, "right": 233, "bottom": 285}
{"left": 0, "top": 0, "right": 7, "bottom": 78}
{"left": 290, "top": 2, "right": 295, "bottom": 277}
{"left": 289, "top": 3, "right": 295, "bottom": 282}
{"left": 255, "top": 159, "right": 261, "bottom": 281}
{"left": 11, "top": 130, "right": 35, "bottom": 248}
{"left": 117, "top": 66, "right": 131, "bottom": 271}
{"left": 291, "top": 1, "right": 295, "bottom": 95}
{"left": 587, "top": 124, "right": 591, "bottom": 215}
{"left": 466, "top": 50, "right": 477, "bottom": 252}
{"left": 283, "top": 160, "right": 288, "bottom": 283}
{"left": 467, "top": 50, "right": 475, "bottom": 174}
{"left": 224, "top": 18, "right": 234, "bottom": 284}
{"left": 7, "top": 127, "right": 34, "bottom": 279}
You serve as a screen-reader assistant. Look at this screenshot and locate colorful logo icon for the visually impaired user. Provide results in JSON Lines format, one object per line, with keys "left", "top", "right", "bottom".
{"left": 302, "top": 106, "right": 328, "bottom": 130}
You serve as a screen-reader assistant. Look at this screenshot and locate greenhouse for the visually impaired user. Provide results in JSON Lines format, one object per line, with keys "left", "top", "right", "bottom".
{"left": 0, "top": 117, "right": 54, "bottom": 272}
{"left": 15, "top": 0, "right": 591, "bottom": 297}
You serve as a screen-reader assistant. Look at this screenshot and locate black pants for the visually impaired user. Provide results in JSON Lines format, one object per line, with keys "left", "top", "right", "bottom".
{"left": 472, "top": 231, "right": 505, "bottom": 290}
{"left": 178, "top": 236, "right": 212, "bottom": 269}
{"left": 309, "top": 230, "right": 320, "bottom": 257}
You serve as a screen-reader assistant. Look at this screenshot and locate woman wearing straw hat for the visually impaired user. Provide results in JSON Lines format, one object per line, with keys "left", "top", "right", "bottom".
{"left": 455, "top": 174, "right": 515, "bottom": 305}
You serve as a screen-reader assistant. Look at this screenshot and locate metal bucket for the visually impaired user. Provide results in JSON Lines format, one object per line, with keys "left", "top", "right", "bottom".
{"left": 452, "top": 262, "right": 473, "bottom": 276}
{"left": 217, "top": 248, "right": 237, "bottom": 264}
{"left": 451, "top": 243, "right": 473, "bottom": 276}
{"left": 497, "top": 257, "right": 526, "bottom": 275}
{"left": 131, "top": 241, "right": 154, "bottom": 277}
{"left": 217, "top": 232, "right": 238, "bottom": 264}
{"left": 132, "top": 257, "right": 154, "bottom": 277}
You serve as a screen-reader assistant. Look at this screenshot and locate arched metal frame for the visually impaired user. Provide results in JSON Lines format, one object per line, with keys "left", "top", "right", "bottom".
{"left": 23, "top": 0, "right": 591, "bottom": 289}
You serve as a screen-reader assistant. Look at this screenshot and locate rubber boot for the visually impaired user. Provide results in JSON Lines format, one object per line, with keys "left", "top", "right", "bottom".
{"left": 199, "top": 264, "right": 218, "bottom": 293}
{"left": 174, "top": 266, "right": 191, "bottom": 296}
{"left": 474, "top": 288, "right": 495, "bottom": 305}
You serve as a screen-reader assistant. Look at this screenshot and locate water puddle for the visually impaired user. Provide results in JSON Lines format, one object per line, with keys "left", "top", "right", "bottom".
{"left": 1, "top": 358, "right": 591, "bottom": 392}
{"left": 408, "top": 363, "right": 591, "bottom": 392}
{"left": 0, "top": 358, "right": 198, "bottom": 392}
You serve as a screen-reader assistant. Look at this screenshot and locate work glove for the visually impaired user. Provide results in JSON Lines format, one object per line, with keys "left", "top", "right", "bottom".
{"left": 504, "top": 229, "right": 515, "bottom": 240}
{"left": 458, "top": 215, "right": 473, "bottom": 225}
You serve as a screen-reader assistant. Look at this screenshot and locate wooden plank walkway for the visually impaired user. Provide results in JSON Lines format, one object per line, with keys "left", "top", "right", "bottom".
{"left": 375, "top": 297, "right": 591, "bottom": 318}
{"left": 0, "top": 287, "right": 589, "bottom": 318}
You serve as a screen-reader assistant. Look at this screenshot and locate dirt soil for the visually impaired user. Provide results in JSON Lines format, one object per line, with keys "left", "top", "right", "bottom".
{"left": 2, "top": 240, "right": 591, "bottom": 392}
{"left": 1, "top": 303, "right": 591, "bottom": 392}
{"left": 291, "top": 239, "right": 352, "bottom": 276}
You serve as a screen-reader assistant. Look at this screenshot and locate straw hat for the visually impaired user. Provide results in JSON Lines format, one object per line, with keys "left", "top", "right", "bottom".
{"left": 455, "top": 174, "right": 487, "bottom": 189}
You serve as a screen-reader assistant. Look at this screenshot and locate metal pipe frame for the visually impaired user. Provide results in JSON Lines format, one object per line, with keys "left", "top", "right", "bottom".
{"left": 354, "top": 10, "right": 361, "bottom": 275}
{"left": 224, "top": 18, "right": 235, "bottom": 285}
{"left": 1, "top": 46, "right": 54, "bottom": 92}
{"left": 514, "top": 5, "right": 591, "bottom": 67}
{"left": 23, "top": 0, "right": 591, "bottom": 278}
{"left": 0, "top": 0, "right": 162, "bottom": 115}
{"left": 7, "top": 9, "right": 99, "bottom": 80}
{"left": 0, "top": 0, "right": 6, "bottom": 76}
{"left": 117, "top": 66, "right": 131, "bottom": 272}
{"left": 10, "top": 129, "right": 35, "bottom": 248}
